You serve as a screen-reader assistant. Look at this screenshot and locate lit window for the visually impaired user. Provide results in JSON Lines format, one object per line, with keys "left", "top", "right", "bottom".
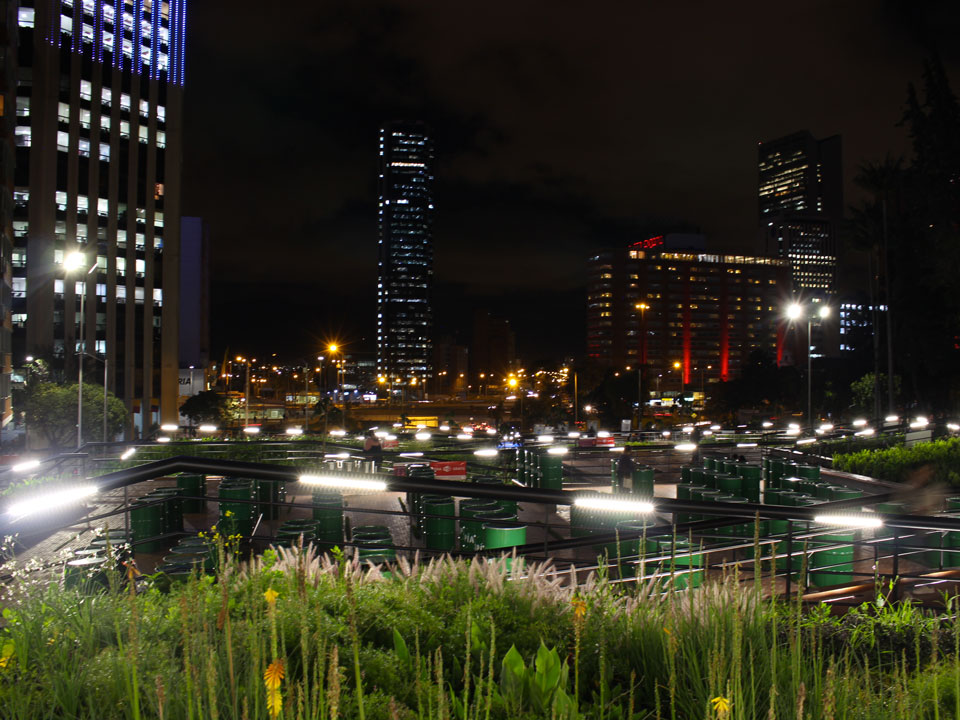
{"left": 80, "top": 80, "right": 92, "bottom": 101}
{"left": 18, "top": 8, "right": 35, "bottom": 27}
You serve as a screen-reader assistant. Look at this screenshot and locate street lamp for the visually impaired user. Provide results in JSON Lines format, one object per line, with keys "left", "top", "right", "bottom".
{"left": 65, "top": 251, "right": 97, "bottom": 449}
{"left": 786, "top": 302, "right": 831, "bottom": 431}
{"left": 236, "top": 356, "right": 251, "bottom": 430}
{"left": 327, "top": 344, "right": 344, "bottom": 406}
{"left": 635, "top": 303, "right": 649, "bottom": 429}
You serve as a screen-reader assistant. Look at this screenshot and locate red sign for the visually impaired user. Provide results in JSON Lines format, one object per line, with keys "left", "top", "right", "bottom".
{"left": 430, "top": 461, "right": 467, "bottom": 479}
{"left": 382, "top": 439, "right": 399, "bottom": 450}
{"left": 578, "top": 437, "right": 616, "bottom": 448}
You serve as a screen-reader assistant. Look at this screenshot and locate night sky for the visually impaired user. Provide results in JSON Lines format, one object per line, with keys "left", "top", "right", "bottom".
{"left": 181, "top": 1, "right": 960, "bottom": 364}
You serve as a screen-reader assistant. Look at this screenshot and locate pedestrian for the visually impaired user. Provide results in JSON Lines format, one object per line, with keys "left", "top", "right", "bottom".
{"left": 363, "top": 429, "right": 383, "bottom": 467}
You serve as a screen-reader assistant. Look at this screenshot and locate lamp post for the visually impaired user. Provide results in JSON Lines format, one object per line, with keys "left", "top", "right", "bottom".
{"left": 236, "top": 356, "right": 251, "bottom": 430}
{"left": 327, "top": 344, "right": 342, "bottom": 406}
{"left": 65, "top": 251, "right": 97, "bottom": 450}
{"left": 787, "top": 302, "right": 831, "bottom": 431}
{"left": 635, "top": 302, "right": 649, "bottom": 429}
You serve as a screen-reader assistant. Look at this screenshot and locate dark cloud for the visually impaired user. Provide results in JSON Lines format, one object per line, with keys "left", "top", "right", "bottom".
{"left": 184, "top": 0, "right": 960, "bottom": 359}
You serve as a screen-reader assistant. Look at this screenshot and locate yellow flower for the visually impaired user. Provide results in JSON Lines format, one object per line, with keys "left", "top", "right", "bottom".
{"left": 711, "top": 696, "right": 731, "bottom": 715}
{"left": 571, "top": 598, "right": 587, "bottom": 621}
{"left": 264, "top": 658, "right": 285, "bottom": 690}
{"left": 225, "top": 510, "right": 234, "bottom": 517}
{"left": 264, "top": 659, "right": 285, "bottom": 718}
{"left": 0, "top": 641, "right": 13, "bottom": 669}
{"left": 664, "top": 627, "right": 671, "bottom": 636}
{"left": 264, "top": 587, "right": 279, "bottom": 605}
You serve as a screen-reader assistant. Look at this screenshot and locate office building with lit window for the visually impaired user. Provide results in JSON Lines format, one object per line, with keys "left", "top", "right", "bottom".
{"left": 759, "top": 131, "right": 842, "bottom": 299}
{"left": 6, "top": 1, "right": 185, "bottom": 435}
{"left": 377, "top": 121, "right": 433, "bottom": 388}
{"left": 0, "top": 4, "right": 17, "bottom": 435}
{"left": 839, "top": 298, "right": 887, "bottom": 355}
{"left": 587, "top": 235, "right": 790, "bottom": 387}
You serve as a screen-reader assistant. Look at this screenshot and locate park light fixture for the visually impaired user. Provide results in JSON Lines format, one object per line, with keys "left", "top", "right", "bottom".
{"left": 796, "top": 438, "right": 817, "bottom": 445}
{"left": 414, "top": 431, "right": 431, "bottom": 441}
{"left": 547, "top": 446, "right": 569, "bottom": 455}
{"left": 702, "top": 430, "right": 714, "bottom": 436}
{"left": 456, "top": 433, "right": 472, "bottom": 440}
{"left": 7, "top": 484, "right": 98, "bottom": 520}
{"left": 609, "top": 446, "right": 626, "bottom": 452}
{"left": 786, "top": 427, "right": 801, "bottom": 436}
{"left": 121, "top": 448, "right": 136, "bottom": 460}
{"left": 682, "top": 426, "right": 694, "bottom": 434}
{"left": 884, "top": 415, "right": 899, "bottom": 423}
{"left": 64, "top": 250, "right": 87, "bottom": 272}
{"left": 324, "top": 452, "right": 351, "bottom": 459}
{"left": 399, "top": 452, "right": 424, "bottom": 458}
{"left": 285, "top": 427, "right": 304, "bottom": 436}
{"left": 813, "top": 513, "right": 883, "bottom": 529}
{"left": 298, "top": 474, "right": 387, "bottom": 492}
{"left": 157, "top": 436, "right": 171, "bottom": 443}
{"left": 12, "top": 459, "right": 41, "bottom": 473}
{"left": 474, "top": 448, "right": 498, "bottom": 457}
{"left": 439, "top": 424, "right": 450, "bottom": 432}
{"left": 786, "top": 303, "right": 803, "bottom": 320}
{"left": 486, "top": 428, "right": 497, "bottom": 435}
{"left": 910, "top": 416, "right": 929, "bottom": 429}
{"left": 710, "top": 424, "right": 721, "bottom": 431}
{"left": 567, "top": 431, "right": 581, "bottom": 438}
{"left": 852, "top": 418, "right": 868, "bottom": 427}
{"left": 597, "top": 431, "right": 610, "bottom": 438}
{"left": 819, "top": 423, "right": 834, "bottom": 432}
{"left": 948, "top": 423, "right": 960, "bottom": 432}
{"left": 574, "top": 496, "right": 655, "bottom": 514}
{"left": 198, "top": 424, "right": 218, "bottom": 433}
{"left": 736, "top": 442, "right": 758, "bottom": 448}
{"left": 762, "top": 421, "right": 773, "bottom": 428}
{"left": 243, "top": 426, "right": 260, "bottom": 435}
{"left": 854, "top": 428, "right": 875, "bottom": 437}
{"left": 537, "top": 434, "right": 554, "bottom": 443}
{"left": 160, "top": 423, "right": 178, "bottom": 432}
{"left": 330, "top": 429, "right": 347, "bottom": 437}
{"left": 674, "top": 443, "right": 697, "bottom": 452}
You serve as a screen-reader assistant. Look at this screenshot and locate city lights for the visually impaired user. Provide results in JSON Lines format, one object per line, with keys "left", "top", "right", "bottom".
{"left": 813, "top": 514, "right": 883, "bottom": 529}
{"left": 299, "top": 474, "right": 387, "bottom": 492}
{"left": 547, "top": 446, "right": 569, "bottom": 455}
{"left": 7, "top": 484, "right": 98, "bottom": 520}
{"left": 573, "top": 496, "right": 655, "bottom": 514}
{"left": 198, "top": 424, "right": 218, "bottom": 433}
{"left": 474, "top": 448, "right": 498, "bottom": 457}
{"left": 12, "top": 459, "right": 41, "bottom": 473}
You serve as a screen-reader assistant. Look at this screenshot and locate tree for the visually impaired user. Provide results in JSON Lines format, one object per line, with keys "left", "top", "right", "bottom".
{"left": 24, "top": 382, "right": 128, "bottom": 449}
{"left": 179, "top": 390, "right": 229, "bottom": 426}
{"left": 850, "top": 373, "right": 901, "bottom": 416}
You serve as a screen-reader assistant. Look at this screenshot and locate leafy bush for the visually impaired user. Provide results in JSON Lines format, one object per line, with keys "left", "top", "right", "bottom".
{"left": 834, "top": 437, "right": 960, "bottom": 485}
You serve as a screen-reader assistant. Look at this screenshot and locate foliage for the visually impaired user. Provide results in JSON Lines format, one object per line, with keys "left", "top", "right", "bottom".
{"left": 2, "top": 548, "right": 960, "bottom": 719}
{"left": 178, "top": 390, "right": 229, "bottom": 426}
{"left": 833, "top": 437, "right": 960, "bottom": 485}
{"left": 849, "top": 373, "right": 901, "bottom": 416}
{"left": 22, "top": 382, "right": 127, "bottom": 448}
{"left": 849, "top": 55, "right": 960, "bottom": 411}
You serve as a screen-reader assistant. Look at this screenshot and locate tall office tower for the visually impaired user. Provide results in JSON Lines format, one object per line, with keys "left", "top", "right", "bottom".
{"left": 758, "top": 131, "right": 842, "bottom": 299}
{"left": 0, "top": 4, "right": 17, "bottom": 435}
{"left": 377, "top": 121, "right": 433, "bottom": 390}
{"left": 7, "top": 1, "right": 185, "bottom": 436}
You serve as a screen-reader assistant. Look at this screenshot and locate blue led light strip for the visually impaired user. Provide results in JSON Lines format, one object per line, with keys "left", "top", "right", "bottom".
{"left": 71, "top": 0, "right": 80, "bottom": 53}
{"left": 178, "top": 0, "right": 186, "bottom": 85}
{"left": 168, "top": 0, "right": 178, "bottom": 84}
{"left": 150, "top": 0, "right": 158, "bottom": 79}
{"left": 133, "top": 0, "right": 142, "bottom": 75}
{"left": 94, "top": 0, "right": 103, "bottom": 62}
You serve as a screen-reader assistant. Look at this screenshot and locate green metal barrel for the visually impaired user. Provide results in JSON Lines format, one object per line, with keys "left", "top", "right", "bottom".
{"left": 716, "top": 473, "right": 742, "bottom": 496}
{"left": 130, "top": 501, "right": 165, "bottom": 552}
{"left": 353, "top": 526, "right": 395, "bottom": 560}
{"left": 680, "top": 465, "right": 693, "bottom": 483}
{"left": 795, "top": 464, "right": 820, "bottom": 481}
{"left": 830, "top": 486, "right": 863, "bottom": 501}
{"left": 703, "top": 457, "right": 716, "bottom": 471}
{"left": 176, "top": 474, "right": 206, "bottom": 513}
{"left": 218, "top": 479, "right": 256, "bottom": 537}
{"left": 459, "top": 500, "right": 501, "bottom": 550}
{"left": 63, "top": 556, "right": 110, "bottom": 591}
{"left": 809, "top": 522, "right": 856, "bottom": 587}
{"left": 469, "top": 509, "right": 517, "bottom": 551}
{"left": 424, "top": 496, "right": 456, "bottom": 551}
{"left": 146, "top": 488, "right": 183, "bottom": 534}
{"left": 482, "top": 522, "right": 526, "bottom": 552}
{"left": 631, "top": 465, "right": 655, "bottom": 496}
{"left": 736, "top": 464, "right": 762, "bottom": 503}
{"left": 538, "top": 452, "right": 563, "bottom": 492}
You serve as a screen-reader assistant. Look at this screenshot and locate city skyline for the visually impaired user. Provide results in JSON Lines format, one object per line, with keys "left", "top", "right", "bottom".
{"left": 181, "top": 3, "right": 960, "bottom": 361}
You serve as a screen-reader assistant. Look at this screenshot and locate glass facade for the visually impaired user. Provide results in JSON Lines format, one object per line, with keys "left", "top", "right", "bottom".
{"left": 377, "top": 121, "right": 433, "bottom": 387}
{"left": 4, "top": 0, "right": 185, "bottom": 435}
{"left": 759, "top": 131, "right": 842, "bottom": 300}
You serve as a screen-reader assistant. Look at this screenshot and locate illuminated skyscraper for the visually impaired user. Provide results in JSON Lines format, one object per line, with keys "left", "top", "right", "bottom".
{"left": 759, "top": 131, "right": 842, "bottom": 298}
{"left": 4, "top": 1, "right": 186, "bottom": 436}
{"left": 376, "top": 121, "right": 433, "bottom": 388}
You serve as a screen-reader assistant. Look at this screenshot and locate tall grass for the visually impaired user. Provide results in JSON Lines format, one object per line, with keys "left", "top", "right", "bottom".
{"left": 0, "top": 544, "right": 958, "bottom": 719}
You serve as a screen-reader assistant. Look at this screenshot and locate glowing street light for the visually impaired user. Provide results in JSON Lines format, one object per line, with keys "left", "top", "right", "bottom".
{"left": 786, "top": 301, "right": 832, "bottom": 431}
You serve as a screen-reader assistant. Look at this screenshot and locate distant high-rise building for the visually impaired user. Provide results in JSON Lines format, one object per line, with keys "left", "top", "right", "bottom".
{"left": 377, "top": 121, "right": 433, "bottom": 388}
{"left": 5, "top": 1, "right": 186, "bottom": 435}
{"left": 759, "top": 131, "right": 842, "bottom": 300}
{"left": 586, "top": 235, "right": 791, "bottom": 384}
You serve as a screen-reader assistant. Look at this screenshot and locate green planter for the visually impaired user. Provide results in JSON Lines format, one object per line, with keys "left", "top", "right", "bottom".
{"left": 176, "top": 474, "right": 206, "bottom": 513}
{"left": 131, "top": 501, "right": 165, "bottom": 552}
